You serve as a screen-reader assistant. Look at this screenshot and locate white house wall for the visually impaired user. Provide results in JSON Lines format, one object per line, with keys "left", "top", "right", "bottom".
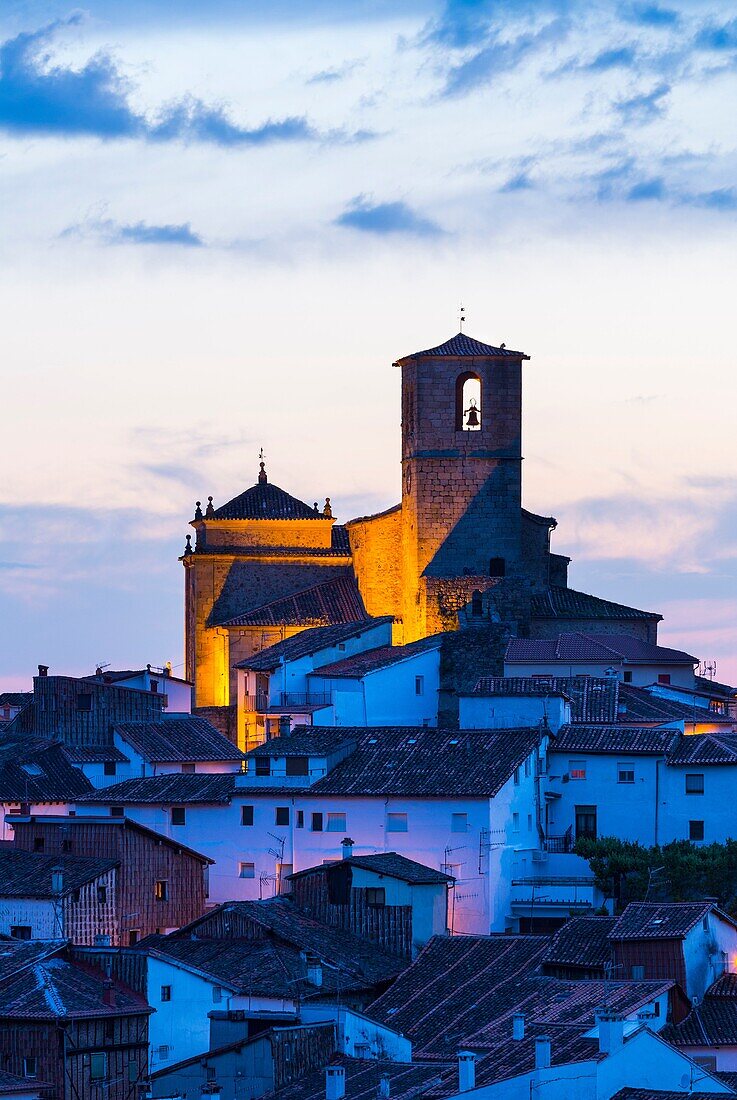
{"left": 459, "top": 695, "right": 570, "bottom": 734}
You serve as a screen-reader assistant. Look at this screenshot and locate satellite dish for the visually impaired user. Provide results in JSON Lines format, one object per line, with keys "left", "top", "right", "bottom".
{"left": 679, "top": 1074, "right": 691, "bottom": 1090}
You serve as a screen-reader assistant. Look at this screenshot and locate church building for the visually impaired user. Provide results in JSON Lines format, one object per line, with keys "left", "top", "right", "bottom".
{"left": 183, "top": 330, "right": 661, "bottom": 709}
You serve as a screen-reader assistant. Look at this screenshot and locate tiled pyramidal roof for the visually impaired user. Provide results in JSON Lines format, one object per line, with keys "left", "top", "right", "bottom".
{"left": 400, "top": 331, "right": 528, "bottom": 359}
{"left": 212, "top": 480, "right": 325, "bottom": 520}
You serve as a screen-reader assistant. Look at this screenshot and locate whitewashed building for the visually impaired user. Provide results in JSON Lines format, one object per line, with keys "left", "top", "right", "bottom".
{"left": 505, "top": 635, "right": 698, "bottom": 688}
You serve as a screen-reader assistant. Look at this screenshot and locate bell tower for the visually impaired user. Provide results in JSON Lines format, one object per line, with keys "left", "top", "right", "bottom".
{"left": 395, "top": 330, "right": 530, "bottom": 640}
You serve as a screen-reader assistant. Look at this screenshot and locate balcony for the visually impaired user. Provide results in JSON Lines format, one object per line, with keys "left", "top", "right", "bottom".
{"left": 241, "top": 692, "right": 331, "bottom": 713}
{"left": 544, "top": 826, "right": 574, "bottom": 854}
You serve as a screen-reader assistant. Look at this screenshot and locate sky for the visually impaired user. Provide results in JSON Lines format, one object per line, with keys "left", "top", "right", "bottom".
{"left": 1, "top": 0, "right": 736, "bottom": 688}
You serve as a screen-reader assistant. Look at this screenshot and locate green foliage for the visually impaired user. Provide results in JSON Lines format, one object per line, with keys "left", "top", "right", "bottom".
{"left": 574, "top": 836, "right": 737, "bottom": 916}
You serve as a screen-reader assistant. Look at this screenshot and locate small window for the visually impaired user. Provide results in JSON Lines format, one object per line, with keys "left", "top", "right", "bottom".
{"left": 23, "top": 1058, "right": 37, "bottom": 1079}
{"left": 160, "top": 985, "right": 172, "bottom": 1002}
{"left": 658, "top": 674, "right": 671, "bottom": 685}
{"left": 181, "top": 762, "right": 195, "bottom": 774}
{"left": 524, "top": 758, "right": 531, "bottom": 778}
{"left": 242, "top": 805, "right": 254, "bottom": 826}
{"left": 239, "top": 861, "right": 255, "bottom": 878}
{"left": 285, "top": 756, "right": 309, "bottom": 777}
{"left": 513, "top": 767, "right": 520, "bottom": 786}
{"left": 110, "top": 806, "right": 124, "bottom": 818}
{"left": 569, "top": 760, "right": 586, "bottom": 781}
{"left": 690, "top": 820, "right": 705, "bottom": 842}
{"left": 326, "top": 812, "right": 347, "bottom": 832}
{"left": 154, "top": 880, "right": 168, "bottom": 901}
{"left": 311, "top": 812, "right": 324, "bottom": 832}
{"left": 618, "top": 764, "right": 635, "bottom": 784}
{"left": 150, "top": 681, "right": 159, "bottom": 693}
{"left": 686, "top": 773, "right": 705, "bottom": 794}
{"left": 171, "top": 806, "right": 186, "bottom": 826}
{"left": 694, "top": 1055, "right": 717, "bottom": 1071}
{"left": 104, "top": 761, "right": 117, "bottom": 777}
{"left": 11, "top": 926, "right": 32, "bottom": 940}
{"left": 366, "top": 887, "right": 386, "bottom": 907}
{"left": 451, "top": 813, "right": 468, "bottom": 833}
{"left": 512, "top": 812, "right": 520, "bottom": 833}
{"left": 338, "top": 643, "right": 346, "bottom": 651}
{"left": 128, "top": 930, "right": 139, "bottom": 946}
{"left": 255, "top": 757, "right": 271, "bottom": 777}
{"left": 72, "top": 889, "right": 80, "bottom": 903}
{"left": 76, "top": 693, "right": 93, "bottom": 712}
{"left": 128, "top": 1055, "right": 138, "bottom": 1084}
{"left": 90, "top": 1054, "right": 107, "bottom": 1081}
{"left": 275, "top": 807, "right": 290, "bottom": 826}
{"left": 415, "top": 676, "right": 424, "bottom": 696}
{"left": 386, "top": 813, "right": 408, "bottom": 832}
{"left": 471, "top": 591, "right": 483, "bottom": 617}
{"left": 296, "top": 810, "right": 304, "bottom": 829}
{"left": 631, "top": 965, "right": 645, "bottom": 980}
{"left": 623, "top": 671, "right": 633, "bottom": 683}
{"left": 62, "top": 839, "right": 73, "bottom": 853}
{"left": 158, "top": 1045, "right": 169, "bottom": 1060}
{"left": 33, "top": 837, "right": 44, "bottom": 852}
{"left": 489, "top": 557, "right": 505, "bottom": 578}
{"left": 212, "top": 985, "right": 222, "bottom": 1003}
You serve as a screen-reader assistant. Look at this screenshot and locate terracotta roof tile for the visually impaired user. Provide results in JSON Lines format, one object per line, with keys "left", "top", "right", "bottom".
{"left": 552, "top": 725, "right": 680, "bottom": 756}
{"left": 472, "top": 676, "right": 620, "bottom": 723}
{"left": 543, "top": 917, "right": 617, "bottom": 970}
{"left": 79, "top": 773, "right": 236, "bottom": 805}
{"left": 610, "top": 902, "right": 717, "bottom": 941}
{"left": 667, "top": 733, "right": 737, "bottom": 765}
{"left": 290, "top": 853, "right": 452, "bottom": 886}
{"left": 617, "top": 685, "right": 734, "bottom": 725}
{"left": 234, "top": 619, "right": 392, "bottom": 672}
{"left": 313, "top": 636, "right": 443, "bottom": 679}
{"left": 397, "top": 331, "right": 528, "bottom": 360}
{"left": 221, "top": 576, "right": 367, "bottom": 629}
{"left": 211, "top": 481, "right": 326, "bottom": 521}
{"left": 0, "top": 956, "right": 150, "bottom": 1019}
{"left": 0, "top": 849, "right": 118, "bottom": 898}
{"left": 531, "top": 587, "right": 662, "bottom": 622}
{"left": 262, "top": 1056, "right": 446, "bottom": 1100}
{"left": 114, "top": 716, "right": 244, "bottom": 763}
{"left": 506, "top": 633, "right": 696, "bottom": 665}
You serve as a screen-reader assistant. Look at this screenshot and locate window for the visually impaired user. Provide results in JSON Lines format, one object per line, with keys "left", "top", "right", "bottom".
{"left": 212, "top": 985, "right": 222, "bottom": 1003}
{"left": 326, "top": 812, "right": 347, "bottom": 832}
{"left": 524, "top": 758, "right": 531, "bottom": 778}
{"left": 128, "top": 1055, "right": 138, "bottom": 1084}
{"left": 33, "top": 837, "right": 44, "bottom": 852}
{"left": 241, "top": 805, "right": 254, "bottom": 826}
{"left": 455, "top": 371, "right": 482, "bottom": 431}
{"left": 90, "top": 1054, "right": 106, "bottom": 1081}
{"left": 154, "top": 880, "right": 168, "bottom": 901}
{"left": 618, "top": 764, "right": 635, "bottom": 784}
{"left": 171, "top": 806, "right": 186, "bottom": 826}
{"left": 104, "top": 761, "right": 116, "bottom": 776}
{"left": 157, "top": 1045, "right": 169, "bottom": 1060}
{"left": 239, "top": 861, "right": 255, "bottom": 878}
{"left": 451, "top": 813, "right": 468, "bottom": 833}
{"left": 513, "top": 767, "right": 520, "bottom": 786}
{"left": 11, "top": 926, "right": 32, "bottom": 940}
{"left": 386, "top": 813, "right": 408, "bottom": 832}
{"left": 623, "top": 671, "right": 633, "bottom": 683}
{"left": 62, "top": 839, "right": 73, "bottom": 853}
{"left": 275, "top": 807, "right": 290, "bottom": 826}
{"left": 694, "top": 1056, "right": 717, "bottom": 1071}
{"left": 23, "top": 1058, "right": 37, "bottom": 1079}
{"left": 689, "top": 820, "right": 705, "bottom": 842}
{"left": 366, "top": 887, "right": 386, "bottom": 907}
{"left": 311, "top": 812, "right": 324, "bottom": 832}
{"left": 150, "top": 681, "right": 159, "bottom": 693}
{"left": 296, "top": 810, "right": 304, "bottom": 829}
{"left": 72, "top": 889, "right": 80, "bottom": 903}
{"left": 255, "top": 757, "right": 271, "bottom": 777}
{"left": 76, "top": 693, "right": 92, "bottom": 712}
{"left": 471, "top": 591, "right": 483, "bottom": 617}
{"left": 489, "top": 557, "right": 505, "bottom": 578}
{"left": 527, "top": 814, "right": 533, "bottom": 831}
{"left": 512, "top": 812, "right": 520, "bottom": 833}
{"left": 575, "top": 805, "right": 597, "bottom": 841}
{"left": 110, "top": 806, "right": 124, "bottom": 817}
{"left": 569, "top": 760, "right": 586, "bottom": 780}
{"left": 182, "top": 762, "right": 195, "bottom": 774}
{"left": 658, "top": 674, "right": 671, "bottom": 685}
{"left": 631, "top": 965, "right": 645, "bottom": 980}
{"left": 686, "top": 773, "right": 705, "bottom": 794}
{"left": 415, "top": 676, "right": 424, "bottom": 696}
{"left": 160, "top": 985, "right": 172, "bottom": 1002}
{"left": 128, "top": 930, "right": 139, "bottom": 946}
{"left": 285, "top": 756, "right": 309, "bottom": 776}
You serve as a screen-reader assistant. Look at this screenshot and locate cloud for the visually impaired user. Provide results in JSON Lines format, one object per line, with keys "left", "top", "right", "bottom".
{"left": 306, "top": 59, "right": 363, "bottom": 84}
{"left": 619, "top": 3, "right": 680, "bottom": 28}
{"left": 613, "top": 81, "right": 670, "bottom": 125}
{"left": 587, "top": 45, "right": 639, "bottom": 71}
{"left": 499, "top": 170, "right": 535, "bottom": 192}
{"left": 441, "top": 17, "right": 570, "bottom": 98}
{"left": 683, "top": 187, "right": 737, "bottom": 211}
{"left": 626, "top": 176, "right": 666, "bottom": 201}
{"left": 62, "top": 217, "right": 204, "bottom": 247}
{"left": 694, "top": 19, "right": 737, "bottom": 52}
{"left": 334, "top": 195, "right": 444, "bottom": 237}
{"left": 0, "top": 16, "right": 337, "bottom": 146}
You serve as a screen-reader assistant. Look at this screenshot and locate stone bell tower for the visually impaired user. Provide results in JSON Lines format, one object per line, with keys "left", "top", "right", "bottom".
{"left": 395, "top": 330, "right": 530, "bottom": 641}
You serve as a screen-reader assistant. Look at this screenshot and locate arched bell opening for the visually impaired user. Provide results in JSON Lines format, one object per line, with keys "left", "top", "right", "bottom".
{"left": 455, "top": 372, "right": 482, "bottom": 431}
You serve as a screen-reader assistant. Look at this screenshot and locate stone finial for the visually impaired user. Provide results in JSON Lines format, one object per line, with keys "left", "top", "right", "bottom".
{"left": 194, "top": 500, "right": 203, "bottom": 520}
{"left": 205, "top": 496, "right": 215, "bottom": 518}
{"left": 323, "top": 497, "right": 332, "bottom": 518}
{"left": 314, "top": 502, "right": 319, "bottom": 513}
{"left": 184, "top": 534, "right": 193, "bottom": 556}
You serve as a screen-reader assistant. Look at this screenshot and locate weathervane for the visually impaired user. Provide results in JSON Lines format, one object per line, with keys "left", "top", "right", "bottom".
{"left": 258, "top": 446, "right": 267, "bottom": 484}
{"left": 459, "top": 303, "right": 466, "bottom": 329}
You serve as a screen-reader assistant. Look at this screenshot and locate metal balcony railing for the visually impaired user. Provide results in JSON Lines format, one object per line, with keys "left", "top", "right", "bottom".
{"left": 544, "top": 826, "right": 574, "bottom": 854}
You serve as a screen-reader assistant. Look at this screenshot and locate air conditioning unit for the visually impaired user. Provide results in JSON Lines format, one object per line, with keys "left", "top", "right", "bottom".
{"left": 561, "top": 773, "right": 570, "bottom": 783}
{"left": 532, "top": 850, "right": 548, "bottom": 863}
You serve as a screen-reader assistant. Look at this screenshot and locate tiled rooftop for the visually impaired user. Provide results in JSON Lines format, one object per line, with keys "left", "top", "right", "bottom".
{"left": 530, "top": 586, "right": 662, "bottom": 622}
{"left": 610, "top": 901, "right": 722, "bottom": 941}
{"left": 0, "top": 849, "right": 118, "bottom": 898}
{"left": 313, "top": 635, "right": 443, "bottom": 679}
{"left": 543, "top": 916, "right": 617, "bottom": 970}
{"left": 114, "top": 715, "right": 244, "bottom": 763}
{"left": 506, "top": 633, "right": 696, "bottom": 665}
{"left": 0, "top": 738, "right": 93, "bottom": 802}
{"left": 221, "top": 575, "right": 367, "bottom": 629}
{"left": 290, "top": 852, "right": 452, "bottom": 886}
{"left": 78, "top": 772, "right": 236, "bottom": 805}
{"left": 473, "top": 675, "right": 620, "bottom": 723}
{"left": 0, "top": 956, "right": 150, "bottom": 1019}
{"left": 234, "top": 618, "right": 392, "bottom": 672}
{"left": 211, "top": 480, "right": 326, "bottom": 521}
{"left": 397, "top": 331, "right": 528, "bottom": 360}
{"left": 667, "top": 732, "right": 737, "bottom": 765}
{"left": 551, "top": 725, "right": 680, "bottom": 756}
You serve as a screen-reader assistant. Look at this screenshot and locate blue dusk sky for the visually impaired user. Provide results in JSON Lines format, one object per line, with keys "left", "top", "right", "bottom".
{"left": 0, "top": 0, "right": 736, "bottom": 687}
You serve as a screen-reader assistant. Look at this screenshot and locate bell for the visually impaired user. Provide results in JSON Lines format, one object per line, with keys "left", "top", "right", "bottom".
{"left": 464, "top": 400, "right": 480, "bottom": 428}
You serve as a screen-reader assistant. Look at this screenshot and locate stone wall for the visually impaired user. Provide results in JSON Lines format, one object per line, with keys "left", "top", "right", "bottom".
{"left": 530, "top": 617, "right": 658, "bottom": 644}
{"left": 347, "top": 505, "right": 402, "bottom": 622}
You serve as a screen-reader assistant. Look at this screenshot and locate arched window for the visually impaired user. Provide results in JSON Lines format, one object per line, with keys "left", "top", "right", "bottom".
{"left": 455, "top": 373, "right": 482, "bottom": 431}
{"left": 489, "top": 557, "right": 506, "bottom": 578}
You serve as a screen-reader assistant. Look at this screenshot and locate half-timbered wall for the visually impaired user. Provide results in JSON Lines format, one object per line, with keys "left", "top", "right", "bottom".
{"left": 291, "top": 870, "right": 413, "bottom": 957}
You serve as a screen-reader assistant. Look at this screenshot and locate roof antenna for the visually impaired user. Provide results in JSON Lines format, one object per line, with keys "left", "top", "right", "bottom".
{"left": 459, "top": 303, "right": 466, "bottom": 331}
{"left": 258, "top": 447, "right": 267, "bottom": 485}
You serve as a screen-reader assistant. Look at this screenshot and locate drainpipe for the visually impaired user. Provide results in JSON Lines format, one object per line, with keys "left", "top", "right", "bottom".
{"left": 654, "top": 757, "right": 661, "bottom": 846}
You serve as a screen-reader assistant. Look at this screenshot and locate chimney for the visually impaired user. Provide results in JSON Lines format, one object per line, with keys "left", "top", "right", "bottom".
{"left": 326, "top": 1066, "right": 345, "bottom": 1100}
{"left": 50, "top": 867, "right": 64, "bottom": 895}
{"left": 37, "top": 665, "right": 48, "bottom": 678}
{"left": 535, "top": 1036, "right": 551, "bottom": 1070}
{"left": 596, "top": 1010, "right": 625, "bottom": 1055}
{"left": 512, "top": 1013, "right": 525, "bottom": 1041}
{"left": 307, "top": 955, "right": 323, "bottom": 988}
{"left": 457, "top": 1051, "right": 476, "bottom": 1092}
{"left": 279, "top": 715, "right": 292, "bottom": 738}
{"left": 378, "top": 1074, "right": 390, "bottom": 1099}
{"left": 341, "top": 837, "right": 354, "bottom": 861}
{"left": 102, "top": 979, "right": 115, "bottom": 1008}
